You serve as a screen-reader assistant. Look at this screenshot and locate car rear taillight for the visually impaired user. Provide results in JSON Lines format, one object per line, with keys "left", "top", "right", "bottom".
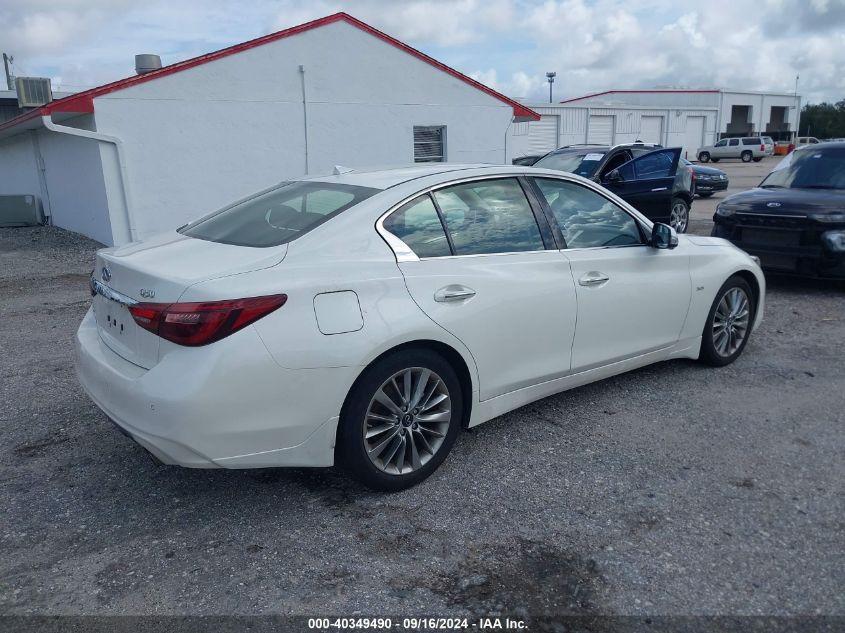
{"left": 129, "top": 294, "right": 287, "bottom": 346}
{"left": 760, "top": 144, "right": 765, "bottom": 151}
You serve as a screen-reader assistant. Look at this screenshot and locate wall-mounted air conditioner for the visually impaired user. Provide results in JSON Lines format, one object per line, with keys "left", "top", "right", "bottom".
{"left": 15, "top": 77, "right": 53, "bottom": 108}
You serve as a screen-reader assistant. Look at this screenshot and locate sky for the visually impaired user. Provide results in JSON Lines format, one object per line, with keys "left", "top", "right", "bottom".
{"left": 2, "top": 0, "right": 844, "bottom": 104}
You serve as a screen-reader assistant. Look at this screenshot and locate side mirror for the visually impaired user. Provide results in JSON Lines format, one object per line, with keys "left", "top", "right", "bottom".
{"left": 650, "top": 222, "right": 679, "bottom": 249}
{"left": 604, "top": 169, "right": 623, "bottom": 184}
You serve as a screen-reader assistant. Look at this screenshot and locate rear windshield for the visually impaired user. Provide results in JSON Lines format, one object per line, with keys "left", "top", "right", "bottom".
{"left": 760, "top": 146, "right": 845, "bottom": 190}
{"left": 534, "top": 151, "right": 605, "bottom": 177}
{"left": 180, "top": 182, "right": 379, "bottom": 247}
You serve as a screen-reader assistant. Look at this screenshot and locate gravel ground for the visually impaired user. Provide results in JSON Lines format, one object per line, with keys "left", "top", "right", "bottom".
{"left": 0, "top": 220, "right": 843, "bottom": 621}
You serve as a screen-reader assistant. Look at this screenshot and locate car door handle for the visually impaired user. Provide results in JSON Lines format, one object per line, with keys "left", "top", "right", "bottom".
{"left": 578, "top": 272, "right": 610, "bottom": 287}
{"left": 434, "top": 285, "right": 476, "bottom": 302}
{"left": 651, "top": 186, "right": 668, "bottom": 192}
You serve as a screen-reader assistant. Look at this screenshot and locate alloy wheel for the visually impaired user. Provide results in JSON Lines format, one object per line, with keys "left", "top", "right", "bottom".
{"left": 670, "top": 201, "right": 689, "bottom": 233}
{"left": 712, "top": 287, "right": 751, "bottom": 357}
{"left": 363, "top": 367, "right": 451, "bottom": 475}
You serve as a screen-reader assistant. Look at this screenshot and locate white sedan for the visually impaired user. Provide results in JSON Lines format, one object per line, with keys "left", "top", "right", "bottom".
{"left": 76, "top": 164, "right": 764, "bottom": 490}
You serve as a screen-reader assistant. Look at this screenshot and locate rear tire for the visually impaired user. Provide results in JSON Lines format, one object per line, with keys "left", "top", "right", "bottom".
{"left": 669, "top": 197, "right": 690, "bottom": 233}
{"left": 741, "top": 151, "right": 753, "bottom": 163}
{"left": 752, "top": 157, "right": 762, "bottom": 162}
{"left": 711, "top": 158, "right": 720, "bottom": 163}
{"left": 700, "top": 276, "right": 756, "bottom": 367}
{"left": 698, "top": 192, "right": 714, "bottom": 198}
{"left": 698, "top": 152, "right": 710, "bottom": 163}
{"left": 336, "top": 349, "right": 463, "bottom": 491}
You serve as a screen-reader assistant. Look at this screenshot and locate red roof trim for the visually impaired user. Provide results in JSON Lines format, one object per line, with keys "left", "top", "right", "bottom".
{"left": 0, "top": 12, "right": 537, "bottom": 134}
{"left": 560, "top": 89, "right": 720, "bottom": 103}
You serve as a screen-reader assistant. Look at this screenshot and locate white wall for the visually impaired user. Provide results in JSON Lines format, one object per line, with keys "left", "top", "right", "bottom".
{"left": 517, "top": 104, "right": 717, "bottom": 160}
{"left": 37, "top": 128, "right": 113, "bottom": 245}
{"left": 91, "top": 19, "right": 516, "bottom": 242}
{"left": 0, "top": 133, "right": 42, "bottom": 201}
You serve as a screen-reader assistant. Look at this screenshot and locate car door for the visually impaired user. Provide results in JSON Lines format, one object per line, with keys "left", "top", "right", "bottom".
{"left": 530, "top": 176, "right": 692, "bottom": 371}
{"left": 600, "top": 147, "right": 681, "bottom": 221}
{"left": 711, "top": 139, "right": 728, "bottom": 158}
{"left": 383, "top": 177, "right": 578, "bottom": 400}
{"left": 727, "top": 138, "right": 741, "bottom": 157}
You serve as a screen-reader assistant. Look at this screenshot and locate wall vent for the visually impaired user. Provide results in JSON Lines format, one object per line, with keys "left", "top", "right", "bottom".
{"left": 15, "top": 77, "right": 53, "bottom": 108}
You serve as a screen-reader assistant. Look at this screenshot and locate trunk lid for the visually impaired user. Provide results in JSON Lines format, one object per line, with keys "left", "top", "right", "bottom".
{"left": 92, "top": 231, "right": 286, "bottom": 368}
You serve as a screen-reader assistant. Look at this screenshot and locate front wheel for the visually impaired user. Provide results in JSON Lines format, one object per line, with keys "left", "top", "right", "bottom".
{"left": 700, "top": 277, "right": 755, "bottom": 367}
{"left": 336, "top": 349, "right": 463, "bottom": 491}
{"left": 669, "top": 198, "right": 690, "bottom": 233}
{"left": 698, "top": 152, "right": 710, "bottom": 163}
{"left": 741, "top": 151, "right": 753, "bottom": 163}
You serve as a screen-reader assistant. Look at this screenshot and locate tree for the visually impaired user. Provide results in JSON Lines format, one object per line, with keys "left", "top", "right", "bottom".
{"left": 800, "top": 100, "right": 845, "bottom": 138}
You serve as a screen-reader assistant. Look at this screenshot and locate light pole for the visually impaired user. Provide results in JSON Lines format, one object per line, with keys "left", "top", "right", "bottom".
{"left": 546, "top": 72, "right": 556, "bottom": 103}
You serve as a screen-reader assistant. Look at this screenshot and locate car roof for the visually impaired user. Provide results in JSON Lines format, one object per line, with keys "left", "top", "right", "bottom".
{"left": 302, "top": 163, "right": 506, "bottom": 189}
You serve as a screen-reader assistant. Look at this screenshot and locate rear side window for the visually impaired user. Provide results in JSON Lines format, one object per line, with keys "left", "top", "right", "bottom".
{"left": 729, "top": 139, "right": 740, "bottom": 146}
{"left": 742, "top": 138, "right": 761, "bottom": 145}
{"left": 432, "top": 178, "right": 544, "bottom": 255}
{"left": 382, "top": 195, "right": 451, "bottom": 258}
{"left": 180, "top": 182, "right": 379, "bottom": 247}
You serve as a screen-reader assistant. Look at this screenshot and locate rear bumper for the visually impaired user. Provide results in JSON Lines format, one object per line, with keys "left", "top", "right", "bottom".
{"left": 711, "top": 221, "right": 845, "bottom": 278}
{"left": 75, "top": 308, "right": 356, "bottom": 468}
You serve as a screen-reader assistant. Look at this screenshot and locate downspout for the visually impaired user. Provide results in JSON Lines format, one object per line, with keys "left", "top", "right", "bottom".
{"left": 299, "top": 64, "right": 310, "bottom": 175}
{"left": 503, "top": 115, "right": 514, "bottom": 163}
{"left": 41, "top": 116, "right": 135, "bottom": 244}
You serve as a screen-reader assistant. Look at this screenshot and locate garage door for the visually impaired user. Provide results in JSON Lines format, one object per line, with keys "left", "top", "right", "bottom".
{"left": 588, "top": 115, "right": 614, "bottom": 145}
{"left": 640, "top": 116, "right": 663, "bottom": 144}
{"left": 684, "top": 116, "right": 706, "bottom": 160}
{"left": 527, "top": 116, "right": 559, "bottom": 155}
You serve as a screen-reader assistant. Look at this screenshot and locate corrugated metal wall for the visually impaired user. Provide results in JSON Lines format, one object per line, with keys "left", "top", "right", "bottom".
{"left": 523, "top": 104, "right": 718, "bottom": 159}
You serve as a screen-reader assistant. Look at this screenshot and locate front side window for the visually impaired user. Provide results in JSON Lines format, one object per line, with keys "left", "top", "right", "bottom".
{"left": 432, "top": 178, "right": 544, "bottom": 255}
{"left": 629, "top": 150, "right": 675, "bottom": 179}
{"left": 533, "top": 178, "right": 642, "bottom": 249}
{"left": 382, "top": 195, "right": 451, "bottom": 258}
{"left": 414, "top": 126, "right": 446, "bottom": 163}
{"left": 180, "top": 182, "right": 379, "bottom": 247}
{"left": 715, "top": 140, "right": 727, "bottom": 147}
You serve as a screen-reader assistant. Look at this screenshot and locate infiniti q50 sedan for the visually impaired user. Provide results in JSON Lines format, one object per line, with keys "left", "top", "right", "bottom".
{"left": 76, "top": 164, "right": 765, "bottom": 490}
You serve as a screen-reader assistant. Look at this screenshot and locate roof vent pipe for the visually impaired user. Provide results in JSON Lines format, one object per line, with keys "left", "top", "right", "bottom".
{"left": 135, "top": 54, "right": 162, "bottom": 75}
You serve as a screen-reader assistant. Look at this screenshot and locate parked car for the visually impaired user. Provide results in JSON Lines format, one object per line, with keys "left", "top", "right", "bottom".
{"left": 75, "top": 164, "right": 764, "bottom": 490}
{"left": 683, "top": 158, "right": 729, "bottom": 198}
{"left": 512, "top": 154, "right": 542, "bottom": 166}
{"left": 698, "top": 137, "right": 768, "bottom": 163}
{"left": 711, "top": 142, "right": 845, "bottom": 277}
{"left": 762, "top": 136, "right": 775, "bottom": 156}
{"left": 796, "top": 136, "right": 821, "bottom": 147}
{"left": 533, "top": 143, "right": 694, "bottom": 232}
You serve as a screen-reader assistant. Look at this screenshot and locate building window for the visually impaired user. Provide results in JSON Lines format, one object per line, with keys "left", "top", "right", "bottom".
{"left": 414, "top": 126, "right": 446, "bottom": 163}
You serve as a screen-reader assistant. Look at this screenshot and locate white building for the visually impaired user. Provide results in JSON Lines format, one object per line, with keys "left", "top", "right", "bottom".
{"left": 0, "top": 13, "right": 537, "bottom": 246}
{"left": 514, "top": 88, "right": 802, "bottom": 161}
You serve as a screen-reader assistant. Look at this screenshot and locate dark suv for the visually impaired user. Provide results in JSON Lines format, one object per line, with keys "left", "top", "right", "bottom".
{"left": 533, "top": 143, "right": 694, "bottom": 232}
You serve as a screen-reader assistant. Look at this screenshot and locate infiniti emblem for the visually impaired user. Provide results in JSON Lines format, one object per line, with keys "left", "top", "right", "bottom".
{"left": 101, "top": 266, "right": 112, "bottom": 282}
{"left": 767, "top": 202, "right": 782, "bottom": 208}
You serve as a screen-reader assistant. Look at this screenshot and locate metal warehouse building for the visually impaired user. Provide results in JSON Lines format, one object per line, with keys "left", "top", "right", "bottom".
{"left": 514, "top": 88, "right": 802, "bottom": 160}
{"left": 0, "top": 12, "right": 537, "bottom": 246}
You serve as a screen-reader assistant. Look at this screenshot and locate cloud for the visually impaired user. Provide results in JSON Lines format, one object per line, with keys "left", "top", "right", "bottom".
{"left": 1, "top": 0, "right": 843, "bottom": 103}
